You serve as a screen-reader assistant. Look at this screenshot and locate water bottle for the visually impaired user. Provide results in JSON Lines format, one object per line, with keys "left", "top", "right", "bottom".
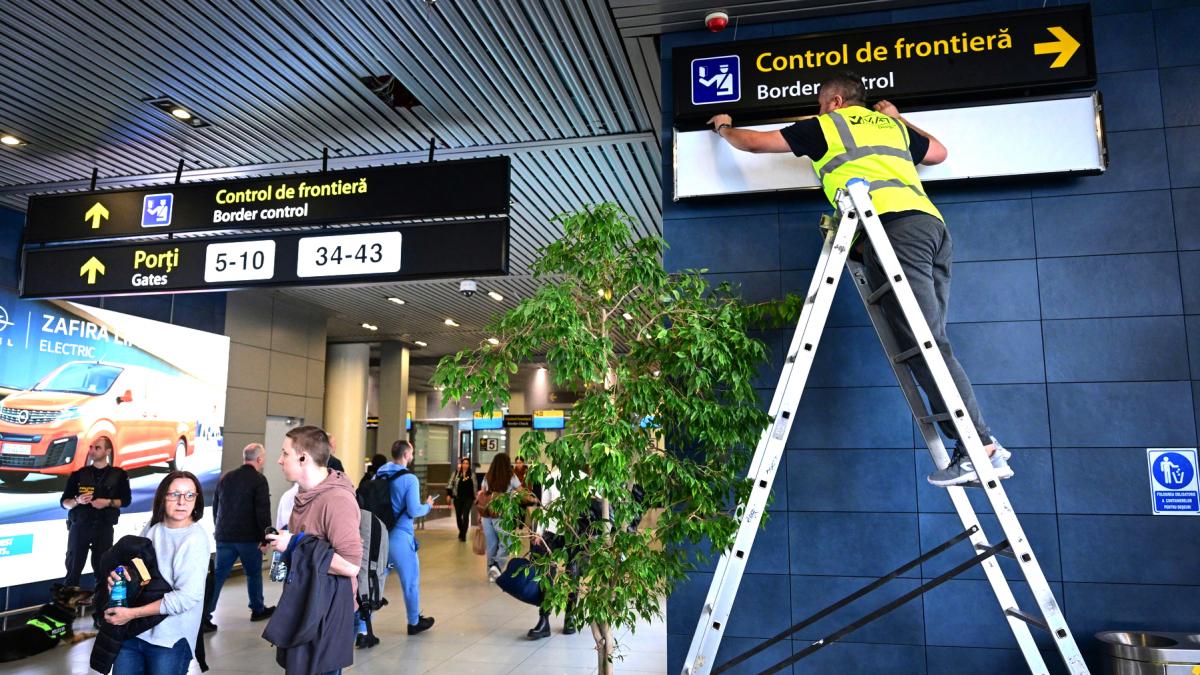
{"left": 266, "top": 527, "right": 288, "bottom": 582}
{"left": 110, "top": 566, "right": 128, "bottom": 608}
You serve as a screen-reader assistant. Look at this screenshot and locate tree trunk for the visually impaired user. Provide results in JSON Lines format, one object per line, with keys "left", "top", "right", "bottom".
{"left": 592, "top": 622, "right": 614, "bottom": 674}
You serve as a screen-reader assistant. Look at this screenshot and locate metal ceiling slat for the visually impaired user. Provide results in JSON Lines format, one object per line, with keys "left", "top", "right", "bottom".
{"left": 483, "top": 0, "right": 597, "bottom": 138}
{"left": 590, "top": 0, "right": 655, "bottom": 131}
{"left": 380, "top": 0, "right": 526, "bottom": 143}
{"left": 609, "top": 143, "right": 660, "bottom": 228}
{"left": 190, "top": 0, "right": 393, "bottom": 156}
{"left": 556, "top": 0, "right": 643, "bottom": 132}
{"left": 62, "top": 0, "right": 312, "bottom": 163}
{"left": 99, "top": 0, "right": 339, "bottom": 161}
{"left": 0, "top": 12, "right": 246, "bottom": 172}
{"left": 576, "top": 144, "right": 651, "bottom": 230}
{"left": 437, "top": 2, "right": 560, "bottom": 140}
{"left": 503, "top": 0, "right": 602, "bottom": 133}
{"left": 526, "top": 149, "right": 603, "bottom": 213}
{"left": 330, "top": 0, "right": 497, "bottom": 145}
{"left": 0, "top": 45, "right": 229, "bottom": 177}
{"left": 412, "top": 1, "right": 538, "bottom": 144}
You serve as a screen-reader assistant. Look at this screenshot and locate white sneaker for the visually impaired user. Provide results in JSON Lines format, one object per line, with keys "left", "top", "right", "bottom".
{"left": 487, "top": 564, "right": 501, "bottom": 582}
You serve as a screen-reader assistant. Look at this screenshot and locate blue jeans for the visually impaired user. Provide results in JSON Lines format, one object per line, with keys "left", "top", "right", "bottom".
{"left": 206, "top": 540, "right": 266, "bottom": 622}
{"left": 482, "top": 516, "right": 507, "bottom": 571}
{"left": 113, "top": 637, "right": 191, "bottom": 675}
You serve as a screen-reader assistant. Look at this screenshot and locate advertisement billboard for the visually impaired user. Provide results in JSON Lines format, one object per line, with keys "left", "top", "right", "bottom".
{"left": 0, "top": 286, "right": 227, "bottom": 587}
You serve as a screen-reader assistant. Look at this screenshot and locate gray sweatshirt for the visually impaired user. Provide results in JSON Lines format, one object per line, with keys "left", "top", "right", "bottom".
{"left": 140, "top": 522, "right": 210, "bottom": 655}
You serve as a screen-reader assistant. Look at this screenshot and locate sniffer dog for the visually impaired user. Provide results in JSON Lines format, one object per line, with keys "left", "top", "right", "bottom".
{"left": 0, "top": 583, "right": 95, "bottom": 662}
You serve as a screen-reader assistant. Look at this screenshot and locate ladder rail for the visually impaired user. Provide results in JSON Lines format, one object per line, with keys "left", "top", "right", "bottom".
{"left": 843, "top": 181, "right": 1089, "bottom": 674}
{"left": 847, "top": 257, "right": 1051, "bottom": 673}
{"left": 682, "top": 209, "right": 862, "bottom": 675}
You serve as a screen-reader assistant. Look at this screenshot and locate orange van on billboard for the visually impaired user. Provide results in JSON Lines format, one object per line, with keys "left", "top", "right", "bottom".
{"left": 0, "top": 360, "right": 195, "bottom": 484}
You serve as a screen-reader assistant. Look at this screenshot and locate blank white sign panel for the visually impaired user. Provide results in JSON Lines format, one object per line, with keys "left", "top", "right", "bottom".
{"left": 673, "top": 93, "right": 1104, "bottom": 200}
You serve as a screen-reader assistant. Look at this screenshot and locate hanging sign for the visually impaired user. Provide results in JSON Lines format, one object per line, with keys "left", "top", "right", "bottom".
{"left": 20, "top": 219, "right": 509, "bottom": 299}
{"left": 672, "top": 5, "right": 1095, "bottom": 125}
{"left": 24, "top": 157, "right": 511, "bottom": 244}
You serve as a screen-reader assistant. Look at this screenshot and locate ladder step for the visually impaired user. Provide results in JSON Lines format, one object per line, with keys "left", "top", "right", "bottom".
{"left": 1005, "top": 608, "right": 1051, "bottom": 633}
{"left": 865, "top": 282, "right": 893, "bottom": 305}
{"left": 919, "top": 412, "right": 953, "bottom": 424}
{"left": 891, "top": 346, "right": 923, "bottom": 364}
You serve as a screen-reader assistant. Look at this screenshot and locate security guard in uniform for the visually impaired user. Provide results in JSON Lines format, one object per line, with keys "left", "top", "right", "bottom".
{"left": 60, "top": 437, "right": 132, "bottom": 587}
{"left": 707, "top": 71, "right": 1012, "bottom": 487}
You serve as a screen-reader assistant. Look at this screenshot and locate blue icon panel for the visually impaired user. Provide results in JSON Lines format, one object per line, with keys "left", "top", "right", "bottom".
{"left": 142, "top": 193, "right": 174, "bottom": 228}
{"left": 691, "top": 55, "right": 741, "bottom": 105}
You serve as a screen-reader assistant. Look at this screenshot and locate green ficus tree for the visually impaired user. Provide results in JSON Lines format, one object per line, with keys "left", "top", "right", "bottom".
{"left": 432, "top": 203, "right": 769, "bottom": 673}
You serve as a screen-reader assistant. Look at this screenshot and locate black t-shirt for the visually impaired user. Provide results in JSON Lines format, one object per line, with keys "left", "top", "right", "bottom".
{"left": 61, "top": 464, "right": 132, "bottom": 525}
{"left": 778, "top": 116, "right": 930, "bottom": 165}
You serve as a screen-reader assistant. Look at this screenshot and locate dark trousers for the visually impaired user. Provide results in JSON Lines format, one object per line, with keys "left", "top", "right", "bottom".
{"left": 862, "top": 213, "right": 991, "bottom": 443}
{"left": 453, "top": 497, "right": 472, "bottom": 538}
{"left": 64, "top": 520, "right": 114, "bottom": 587}
{"left": 206, "top": 541, "right": 266, "bottom": 622}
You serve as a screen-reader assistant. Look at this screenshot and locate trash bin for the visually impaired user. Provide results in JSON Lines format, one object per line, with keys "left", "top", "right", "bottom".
{"left": 1096, "top": 631, "right": 1200, "bottom": 674}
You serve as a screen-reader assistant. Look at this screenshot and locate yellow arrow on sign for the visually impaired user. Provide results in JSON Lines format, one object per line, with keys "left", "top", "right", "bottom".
{"left": 1034, "top": 26, "right": 1080, "bottom": 69}
{"left": 79, "top": 256, "right": 106, "bottom": 284}
{"left": 84, "top": 202, "right": 109, "bottom": 229}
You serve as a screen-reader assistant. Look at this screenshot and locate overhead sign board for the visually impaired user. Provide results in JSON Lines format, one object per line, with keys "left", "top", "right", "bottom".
{"left": 503, "top": 414, "right": 533, "bottom": 429}
{"left": 673, "top": 6, "right": 1094, "bottom": 125}
{"left": 19, "top": 218, "right": 509, "bottom": 299}
{"left": 24, "top": 157, "right": 511, "bottom": 244}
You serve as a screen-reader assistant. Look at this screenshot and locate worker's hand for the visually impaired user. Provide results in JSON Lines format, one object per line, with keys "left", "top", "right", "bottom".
{"left": 77, "top": 493, "right": 93, "bottom": 505}
{"left": 90, "top": 498, "right": 110, "bottom": 509}
{"left": 104, "top": 606, "right": 135, "bottom": 626}
{"left": 426, "top": 495, "right": 436, "bottom": 506}
{"left": 265, "top": 530, "right": 293, "bottom": 553}
{"left": 874, "top": 100, "right": 900, "bottom": 118}
{"left": 707, "top": 114, "right": 732, "bottom": 132}
{"left": 106, "top": 567, "right": 131, "bottom": 592}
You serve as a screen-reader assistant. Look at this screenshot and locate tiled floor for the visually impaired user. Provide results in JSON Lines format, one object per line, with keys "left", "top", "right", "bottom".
{"left": 18, "top": 516, "right": 667, "bottom": 674}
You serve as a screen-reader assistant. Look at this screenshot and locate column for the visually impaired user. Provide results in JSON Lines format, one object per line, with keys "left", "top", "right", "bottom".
{"left": 324, "top": 343, "right": 369, "bottom": 484}
{"left": 377, "top": 341, "right": 410, "bottom": 457}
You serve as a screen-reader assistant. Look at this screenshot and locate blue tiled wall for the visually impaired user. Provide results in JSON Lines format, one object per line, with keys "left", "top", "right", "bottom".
{"left": 662, "top": 2, "right": 1200, "bottom": 673}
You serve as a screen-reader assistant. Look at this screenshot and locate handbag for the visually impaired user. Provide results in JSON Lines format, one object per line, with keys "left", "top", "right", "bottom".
{"left": 475, "top": 489, "right": 497, "bottom": 518}
{"left": 496, "top": 557, "right": 544, "bottom": 606}
{"left": 470, "top": 526, "right": 486, "bottom": 556}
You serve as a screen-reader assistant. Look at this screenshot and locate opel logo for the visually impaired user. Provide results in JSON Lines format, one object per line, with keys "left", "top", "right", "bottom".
{"left": 15, "top": 409, "right": 29, "bottom": 425}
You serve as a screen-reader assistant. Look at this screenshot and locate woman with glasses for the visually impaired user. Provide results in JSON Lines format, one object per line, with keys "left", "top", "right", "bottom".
{"left": 104, "top": 471, "right": 210, "bottom": 675}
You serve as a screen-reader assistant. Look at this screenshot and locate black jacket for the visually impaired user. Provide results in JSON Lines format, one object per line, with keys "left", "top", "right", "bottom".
{"left": 213, "top": 464, "right": 271, "bottom": 543}
{"left": 89, "top": 535, "right": 172, "bottom": 674}
{"left": 262, "top": 535, "right": 354, "bottom": 675}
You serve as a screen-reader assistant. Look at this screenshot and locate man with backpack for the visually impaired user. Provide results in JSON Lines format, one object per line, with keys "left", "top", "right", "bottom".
{"left": 364, "top": 439, "right": 435, "bottom": 636}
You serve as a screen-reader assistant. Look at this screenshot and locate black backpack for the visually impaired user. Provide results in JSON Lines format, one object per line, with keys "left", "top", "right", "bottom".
{"left": 357, "top": 468, "right": 409, "bottom": 531}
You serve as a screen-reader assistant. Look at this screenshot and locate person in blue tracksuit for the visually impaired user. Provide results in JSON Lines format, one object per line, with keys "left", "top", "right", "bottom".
{"left": 373, "top": 439, "right": 436, "bottom": 635}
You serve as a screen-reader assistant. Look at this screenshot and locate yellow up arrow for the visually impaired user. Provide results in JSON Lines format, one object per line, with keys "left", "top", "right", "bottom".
{"left": 1034, "top": 26, "right": 1080, "bottom": 68}
{"left": 84, "top": 202, "right": 109, "bottom": 229}
{"left": 80, "top": 256, "right": 106, "bottom": 285}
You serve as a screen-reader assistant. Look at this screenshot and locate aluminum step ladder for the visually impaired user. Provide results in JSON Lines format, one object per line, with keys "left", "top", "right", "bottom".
{"left": 681, "top": 178, "right": 1089, "bottom": 675}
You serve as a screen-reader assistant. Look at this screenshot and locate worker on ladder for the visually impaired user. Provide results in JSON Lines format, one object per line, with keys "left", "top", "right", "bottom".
{"left": 707, "top": 71, "right": 1012, "bottom": 487}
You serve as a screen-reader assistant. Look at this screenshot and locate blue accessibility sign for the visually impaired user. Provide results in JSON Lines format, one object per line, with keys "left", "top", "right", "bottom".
{"left": 142, "top": 193, "right": 173, "bottom": 228}
{"left": 691, "top": 55, "right": 741, "bottom": 105}
{"left": 1147, "top": 449, "right": 1199, "bottom": 515}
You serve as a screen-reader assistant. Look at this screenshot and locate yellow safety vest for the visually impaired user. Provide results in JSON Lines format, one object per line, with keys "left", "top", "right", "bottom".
{"left": 812, "top": 106, "right": 942, "bottom": 221}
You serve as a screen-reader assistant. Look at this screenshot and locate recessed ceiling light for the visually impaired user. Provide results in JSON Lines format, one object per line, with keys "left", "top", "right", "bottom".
{"left": 386, "top": 297, "right": 406, "bottom": 305}
{"left": 486, "top": 337, "right": 500, "bottom": 345}
{"left": 444, "top": 318, "right": 460, "bottom": 327}
{"left": 361, "top": 323, "right": 378, "bottom": 331}
{"left": 145, "top": 97, "right": 212, "bottom": 128}
{"left": 0, "top": 135, "right": 22, "bottom": 146}
{"left": 414, "top": 340, "right": 428, "bottom": 347}
{"left": 487, "top": 291, "right": 504, "bottom": 302}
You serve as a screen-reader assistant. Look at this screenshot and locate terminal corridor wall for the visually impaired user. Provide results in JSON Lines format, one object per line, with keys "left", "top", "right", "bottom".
{"left": 660, "top": 2, "right": 1200, "bottom": 673}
